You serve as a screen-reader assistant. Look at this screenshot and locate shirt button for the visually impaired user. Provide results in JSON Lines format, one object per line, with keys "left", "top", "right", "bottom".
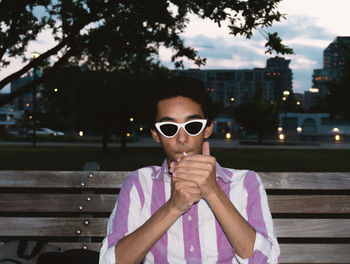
{"left": 190, "top": 245, "right": 195, "bottom": 252}
{"left": 187, "top": 215, "right": 192, "bottom": 221}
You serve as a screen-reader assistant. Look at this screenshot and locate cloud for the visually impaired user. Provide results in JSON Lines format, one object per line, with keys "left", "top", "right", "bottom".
{"left": 278, "top": 0, "right": 350, "bottom": 36}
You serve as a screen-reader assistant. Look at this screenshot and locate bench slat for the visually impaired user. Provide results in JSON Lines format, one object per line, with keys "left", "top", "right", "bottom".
{"left": 1, "top": 242, "right": 350, "bottom": 263}
{"left": 275, "top": 219, "right": 350, "bottom": 238}
{"left": 1, "top": 194, "right": 349, "bottom": 214}
{"left": 2, "top": 171, "right": 350, "bottom": 190}
{"left": 0, "top": 171, "right": 128, "bottom": 188}
{"left": 280, "top": 244, "right": 350, "bottom": 263}
{"left": 268, "top": 195, "right": 350, "bottom": 214}
{"left": 260, "top": 172, "right": 350, "bottom": 190}
{"left": 1, "top": 217, "right": 349, "bottom": 238}
{"left": 45, "top": 243, "right": 350, "bottom": 263}
{"left": 0, "top": 194, "right": 117, "bottom": 212}
{"left": 0, "top": 217, "right": 107, "bottom": 237}
{"left": 50, "top": 242, "right": 102, "bottom": 252}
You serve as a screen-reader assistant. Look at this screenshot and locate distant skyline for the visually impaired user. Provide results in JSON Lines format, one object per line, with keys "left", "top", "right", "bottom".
{"left": 1, "top": 0, "right": 349, "bottom": 94}
{"left": 160, "top": 0, "right": 350, "bottom": 93}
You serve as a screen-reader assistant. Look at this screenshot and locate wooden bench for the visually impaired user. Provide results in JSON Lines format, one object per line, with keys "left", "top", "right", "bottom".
{"left": 0, "top": 170, "right": 350, "bottom": 263}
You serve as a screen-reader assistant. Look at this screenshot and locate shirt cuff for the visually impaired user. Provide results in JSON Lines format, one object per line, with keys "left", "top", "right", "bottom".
{"left": 99, "top": 239, "right": 116, "bottom": 264}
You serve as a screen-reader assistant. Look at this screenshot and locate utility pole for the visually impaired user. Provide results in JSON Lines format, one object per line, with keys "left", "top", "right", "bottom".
{"left": 31, "top": 52, "right": 40, "bottom": 148}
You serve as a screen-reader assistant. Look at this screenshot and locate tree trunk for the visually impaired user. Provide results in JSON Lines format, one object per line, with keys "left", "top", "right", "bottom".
{"left": 102, "top": 117, "right": 110, "bottom": 151}
{"left": 102, "top": 131, "right": 109, "bottom": 152}
{"left": 120, "top": 131, "right": 127, "bottom": 152}
{"left": 119, "top": 108, "right": 128, "bottom": 152}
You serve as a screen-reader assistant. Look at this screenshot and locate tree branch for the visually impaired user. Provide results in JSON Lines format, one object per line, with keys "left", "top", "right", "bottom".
{"left": 0, "top": 48, "right": 75, "bottom": 107}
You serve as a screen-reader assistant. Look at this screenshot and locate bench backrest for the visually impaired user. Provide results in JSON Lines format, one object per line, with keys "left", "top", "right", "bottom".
{"left": 1, "top": 170, "right": 350, "bottom": 263}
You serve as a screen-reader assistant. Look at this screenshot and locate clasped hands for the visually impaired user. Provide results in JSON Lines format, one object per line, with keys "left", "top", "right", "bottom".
{"left": 168, "top": 142, "right": 219, "bottom": 214}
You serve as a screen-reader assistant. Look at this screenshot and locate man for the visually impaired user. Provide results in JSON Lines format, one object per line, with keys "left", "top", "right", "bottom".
{"left": 100, "top": 76, "right": 280, "bottom": 263}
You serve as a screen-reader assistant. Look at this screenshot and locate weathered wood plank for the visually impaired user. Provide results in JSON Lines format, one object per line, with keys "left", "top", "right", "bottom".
{"left": 280, "top": 244, "right": 350, "bottom": 263}
{"left": 1, "top": 171, "right": 350, "bottom": 190}
{"left": 1, "top": 217, "right": 349, "bottom": 238}
{"left": 0, "top": 171, "right": 129, "bottom": 188}
{"left": 275, "top": 219, "right": 350, "bottom": 238}
{"left": 0, "top": 194, "right": 117, "bottom": 212}
{"left": 2, "top": 194, "right": 349, "bottom": 214}
{"left": 50, "top": 242, "right": 102, "bottom": 252}
{"left": 268, "top": 195, "right": 350, "bottom": 214}
{"left": 0, "top": 242, "right": 102, "bottom": 252}
{"left": 0, "top": 217, "right": 107, "bottom": 236}
{"left": 1, "top": 242, "right": 350, "bottom": 263}
{"left": 259, "top": 172, "right": 350, "bottom": 190}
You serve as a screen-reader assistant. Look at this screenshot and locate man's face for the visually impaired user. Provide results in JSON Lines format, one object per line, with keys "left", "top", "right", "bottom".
{"left": 151, "top": 96, "right": 213, "bottom": 164}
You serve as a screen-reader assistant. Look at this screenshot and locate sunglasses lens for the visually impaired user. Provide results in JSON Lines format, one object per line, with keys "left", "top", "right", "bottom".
{"left": 185, "top": 121, "right": 204, "bottom": 135}
{"left": 159, "top": 124, "right": 178, "bottom": 137}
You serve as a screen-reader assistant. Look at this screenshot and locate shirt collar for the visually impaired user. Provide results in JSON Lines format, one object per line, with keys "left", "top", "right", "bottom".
{"left": 154, "top": 159, "right": 234, "bottom": 183}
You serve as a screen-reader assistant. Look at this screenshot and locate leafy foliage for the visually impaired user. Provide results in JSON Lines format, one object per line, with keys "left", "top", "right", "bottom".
{"left": 233, "top": 89, "right": 279, "bottom": 142}
{"left": 1, "top": 0, "right": 291, "bottom": 106}
{"left": 41, "top": 66, "right": 170, "bottom": 150}
{"left": 264, "top": 32, "right": 294, "bottom": 55}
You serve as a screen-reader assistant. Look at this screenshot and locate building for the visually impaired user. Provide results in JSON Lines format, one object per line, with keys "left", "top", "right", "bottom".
{"left": 174, "top": 56, "right": 293, "bottom": 107}
{"left": 10, "top": 74, "right": 34, "bottom": 111}
{"left": 265, "top": 57, "right": 293, "bottom": 101}
{"left": 0, "top": 106, "right": 23, "bottom": 128}
{"left": 323, "top": 36, "right": 350, "bottom": 69}
{"left": 312, "top": 68, "right": 340, "bottom": 96}
{"left": 312, "top": 36, "right": 350, "bottom": 97}
{"left": 279, "top": 112, "right": 350, "bottom": 140}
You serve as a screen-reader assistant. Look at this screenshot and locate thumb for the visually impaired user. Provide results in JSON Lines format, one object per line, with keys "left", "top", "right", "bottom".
{"left": 202, "top": 141, "right": 210, "bottom": 156}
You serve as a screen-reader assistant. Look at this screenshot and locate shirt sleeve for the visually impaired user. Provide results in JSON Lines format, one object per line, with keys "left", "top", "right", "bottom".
{"left": 99, "top": 171, "right": 144, "bottom": 264}
{"left": 235, "top": 171, "right": 280, "bottom": 264}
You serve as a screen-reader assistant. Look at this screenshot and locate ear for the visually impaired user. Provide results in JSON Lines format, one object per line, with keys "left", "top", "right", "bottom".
{"left": 151, "top": 128, "right": 161, "bottom": 143}
{"left": 204, "top": 121, "right": 213, "bottom": 139}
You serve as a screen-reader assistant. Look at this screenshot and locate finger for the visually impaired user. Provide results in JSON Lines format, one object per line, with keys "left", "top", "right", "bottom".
{"left": 172, "top": 177, "right": 199, "bottom": 186}
{"left": 174, "top": 167, "right": 209, "bottom": 179}
{"left": 173, "top": 158, "right": 215, "bottom": 173}
{"left": 173, "top": 171, "right": 207, "bottom": 185}
{"left": 175, "top": 155, "right": 215, "bottom": 165}
{"left": 202, "top": 141, "right": 210, "bottom": 156}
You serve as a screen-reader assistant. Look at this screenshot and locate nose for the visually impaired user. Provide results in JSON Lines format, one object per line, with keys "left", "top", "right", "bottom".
{"left": 176, "top": 127, "right": 189, "bottom": 144}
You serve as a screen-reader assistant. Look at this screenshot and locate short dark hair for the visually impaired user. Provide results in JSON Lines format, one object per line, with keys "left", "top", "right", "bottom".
{"left": 150, "top": 75, "right": 215, "bottom": 127}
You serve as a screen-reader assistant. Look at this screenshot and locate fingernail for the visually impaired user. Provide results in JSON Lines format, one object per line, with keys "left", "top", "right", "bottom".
{"left": 169, "top": 167, "right": 174, "bottom": 173}
{"left": 170, "top": 162, "right": 175, "bottom": 167}
{"left": 177, "top": 157, "right": 181, "bottom": 162}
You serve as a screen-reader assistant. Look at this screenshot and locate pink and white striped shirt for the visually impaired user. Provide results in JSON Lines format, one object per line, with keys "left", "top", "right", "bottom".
{"left": 99, "top": 160, "right": 280, "bottom": 263}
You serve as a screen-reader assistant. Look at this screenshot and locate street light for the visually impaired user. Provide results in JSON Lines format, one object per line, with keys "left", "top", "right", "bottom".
{"left": 282, "top": 90, "right": 290, "bottom": 141}
{"left": 31, "top": 52, "right": 40, "bottom": 59}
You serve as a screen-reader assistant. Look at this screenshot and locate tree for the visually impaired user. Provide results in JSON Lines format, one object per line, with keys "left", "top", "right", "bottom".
{"left": 233, "top": 89, "right": 279, "bottom": 142}
{"left": 326, "top": 45, "right": 350, "bottom": 121}
{"left": 41, "top": 66, "right": 169, "bottom": 151}
{"left": 0, "top": 0, "right": 293, "bottom": 106}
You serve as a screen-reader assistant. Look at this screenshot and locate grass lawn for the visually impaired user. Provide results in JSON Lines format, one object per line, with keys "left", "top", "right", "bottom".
{"left": 1, "top": 145, "right": 350, "bottom": 172}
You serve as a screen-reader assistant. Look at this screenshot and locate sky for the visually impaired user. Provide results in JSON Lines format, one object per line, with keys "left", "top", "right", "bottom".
{"left": 1, "top": 0, "right": 350, "bottom": 94}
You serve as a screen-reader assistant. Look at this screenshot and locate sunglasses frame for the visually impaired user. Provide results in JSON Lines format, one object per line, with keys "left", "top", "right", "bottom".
{"left": 155, "top": 119, "right": 207, "bottom": 138}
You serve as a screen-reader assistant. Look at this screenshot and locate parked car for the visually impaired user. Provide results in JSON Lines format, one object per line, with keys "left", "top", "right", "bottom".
{"left": 27, "top": 128, "right": 65, "bottom": 136}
